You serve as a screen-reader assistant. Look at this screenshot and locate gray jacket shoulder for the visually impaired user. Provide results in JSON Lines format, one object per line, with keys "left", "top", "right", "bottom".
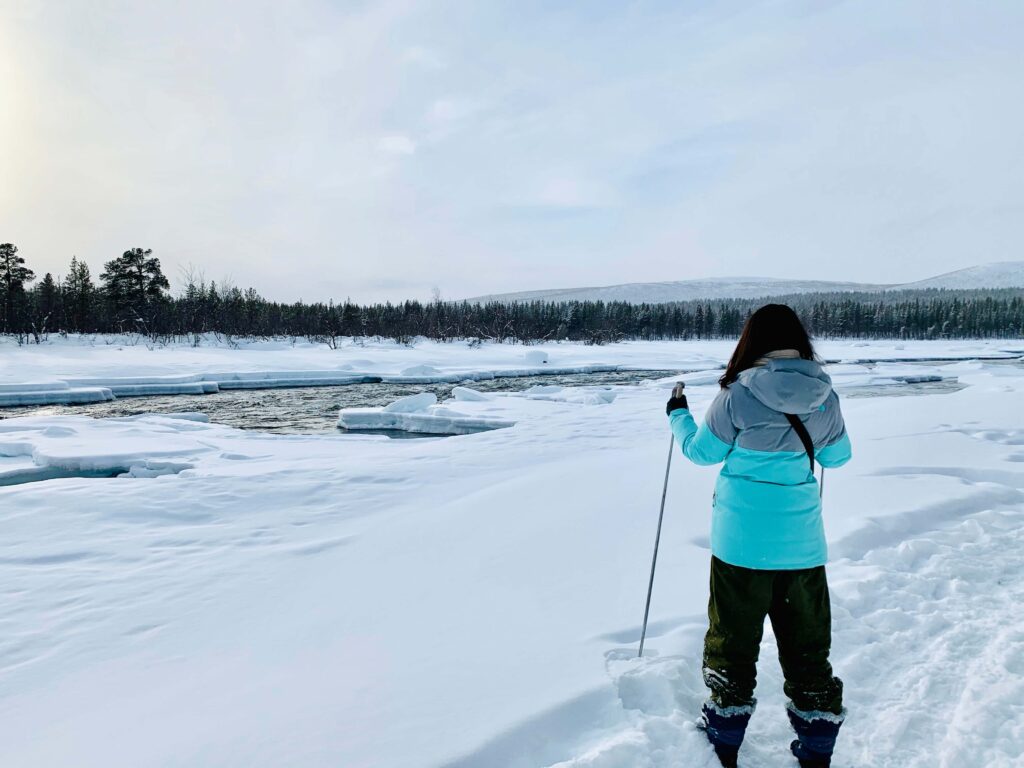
{"left": 703, "top": 387, "right": 738, "bottom": 444}
{"left": 727, "top": 385, "right": 846, "bottom": 452}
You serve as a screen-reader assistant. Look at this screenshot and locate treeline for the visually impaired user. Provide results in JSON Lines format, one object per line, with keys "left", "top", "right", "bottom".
{"left": 2, "top": 243, "right": 1023, "bottom": 344}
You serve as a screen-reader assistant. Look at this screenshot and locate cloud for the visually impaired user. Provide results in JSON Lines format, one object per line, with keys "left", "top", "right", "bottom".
{"left": 377, "top": 135, "right": 417, "bottom": 155}
{"left": 3, "top": 1, "right": 1023, "bottom": 302}
{"left": 533, "top": 176, "right": 616, "bottom": 211}
{"left": 402, "top": 46, "right": 446, "bottom": 70}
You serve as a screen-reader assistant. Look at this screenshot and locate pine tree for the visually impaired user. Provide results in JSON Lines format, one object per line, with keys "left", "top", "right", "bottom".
{"left": 33, "top": 272, "right": 60, "bottom": 336}
{"left": 65, "top": 256, "right": 97, "bottom": 332}
{"left": 0, "top": 243, "right": 35, "bottom": 335}
{"left": 100, "top": 247, "right": 170, "bottom": 329}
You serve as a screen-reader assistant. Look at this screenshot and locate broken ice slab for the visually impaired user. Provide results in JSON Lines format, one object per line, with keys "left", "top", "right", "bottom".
{"left": 0, "top": 386, "right": 115, "bottom": 406}
{"left": 337, "top": 409, "right": 515, "bottom": 435}
{"left": 338, "top": 392, "right": 514, "bottom": 435}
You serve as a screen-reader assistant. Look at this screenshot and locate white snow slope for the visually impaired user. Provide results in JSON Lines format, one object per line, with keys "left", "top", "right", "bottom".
{"left": 467, "top": 260, "right": 1024, "bottom": 304}
{"left": 466, "top": 278, "right": 889, "bottom": 305}
{"left": 900, "top": 260, "right": 1024, "bottom": 291}
{"left": 1, "top": 339, "right": 1023, "bottom": 767}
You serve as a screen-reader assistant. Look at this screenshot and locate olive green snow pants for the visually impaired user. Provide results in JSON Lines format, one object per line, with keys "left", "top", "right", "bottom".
{"left": 703, "top": 556, "right": 844, "bottom": 715}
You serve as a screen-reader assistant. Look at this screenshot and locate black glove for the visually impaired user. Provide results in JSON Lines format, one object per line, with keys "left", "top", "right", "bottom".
{"left": 666, "top": 382, "right": 688, "bottom": 415}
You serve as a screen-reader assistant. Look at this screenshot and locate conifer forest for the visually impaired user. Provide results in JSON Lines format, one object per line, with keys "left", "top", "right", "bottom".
{"left": 2, "top": 244, "right": 1022, "bottom": 345}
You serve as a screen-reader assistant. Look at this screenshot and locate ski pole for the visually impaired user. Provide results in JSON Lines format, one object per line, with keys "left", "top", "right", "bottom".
{"left": 819, "top": 466, "right": 825, "bottom": 498}
{"left": 639, "top": 432, "right": 675, "bottom": 658}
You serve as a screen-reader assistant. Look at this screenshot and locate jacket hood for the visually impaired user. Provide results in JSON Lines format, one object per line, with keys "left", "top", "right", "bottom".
{"left": 736, "top": 358, "right": 833, "bottom": 414}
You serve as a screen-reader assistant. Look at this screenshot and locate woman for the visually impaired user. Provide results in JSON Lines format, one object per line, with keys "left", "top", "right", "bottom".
{"left": 665, "top": 304, "right": 851, "bottom": 768}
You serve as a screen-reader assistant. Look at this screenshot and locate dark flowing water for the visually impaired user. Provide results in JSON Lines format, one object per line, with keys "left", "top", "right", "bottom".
{"left": 2, "top": 370, "right": 680, "bottom": 434}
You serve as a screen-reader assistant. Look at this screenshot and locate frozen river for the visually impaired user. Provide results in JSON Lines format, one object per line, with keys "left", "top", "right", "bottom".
{"left": 1, "top": 369, "right": 679, "bottom": 433}
{"left": 0, "top": 358, "right": 999, "bottom": 434}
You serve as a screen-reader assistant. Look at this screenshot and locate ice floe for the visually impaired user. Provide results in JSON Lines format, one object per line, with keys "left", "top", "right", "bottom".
{"left": 0, "top": 385, "right": 115, "bottom": 407}
{"left": 450, "top": 386, "right": 493, "bottom": 402}
{"left": 516, "top": 384, "right": 618, "bottom": 405}
{"left": 0, "top": 415, "right": 214, "bottom": 485}
{"left": 339, "top": 392, "right": 515, "bottom": 435}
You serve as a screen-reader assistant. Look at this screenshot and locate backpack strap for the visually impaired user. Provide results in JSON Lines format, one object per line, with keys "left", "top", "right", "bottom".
{"left": 784, "top": 413, "right": 815, "bottom": 474}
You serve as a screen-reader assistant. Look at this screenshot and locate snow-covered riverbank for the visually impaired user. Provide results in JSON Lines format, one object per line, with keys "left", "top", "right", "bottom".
{"left": 0, "top": 334, "right": 1020, "bottom": 407}
{"left": 0, "top": 340, "right": 1022, "bottom": 766}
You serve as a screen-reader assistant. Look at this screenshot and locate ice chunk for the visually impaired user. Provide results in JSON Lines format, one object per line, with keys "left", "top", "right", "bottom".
{"left": 340, "top": 392, "right": 513, "bottom": 434}
{"left": 107, "top": 383, "right": 212, "bottom": 397}
{"left": 563, "top": 390, "right": 617, "bottom": 405}
{"left": 158, "top": 412, "right": 210, "bottom": 423}
{"left": 0, "top": 387, "right": 114, "bottom": 407}
{"left": 60, "top": 375, "right": 219, "bottom": 397}
{"left": 0, "top": 381, "right": 71, "bottom": 393}
{"left": 64, "top": 374, "right": 204, "bottom": 386}
{"left": 517, "top": 386, "right": 616, "bottom": 405}
{"left": 337, "top": 408, "right": 514, "bottom": 435}
{"left": 451, "top": 387, "right": 492, "bottom": 402}
{"left": 524, "top": 385, "right": 563, "bottom": 395}
{"left": 676, "top": 370, "right": 723, "bottom": 387}
{"left": 121, "top": 460, "right": 194, "bottom": 478}
{"left": 119, "top": 412, "right": 211, "bottom": 424}
{"left": 400, "top": 364, "right": 441, "bottom": 377}
{"left": 383, "top": 392, "right": 438, "bottom": 413}
{"left": 209, "top": 371, "right": 377, "bottom": 389}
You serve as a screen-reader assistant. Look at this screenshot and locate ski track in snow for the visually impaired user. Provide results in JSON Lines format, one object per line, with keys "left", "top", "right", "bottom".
{"left": 517, "top": 467, "right": 1024, "bottom": 768}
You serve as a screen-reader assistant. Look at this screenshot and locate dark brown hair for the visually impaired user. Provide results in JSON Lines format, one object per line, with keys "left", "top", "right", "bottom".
{"left": 719, "top": 304, "right": 816, "bottom": 388}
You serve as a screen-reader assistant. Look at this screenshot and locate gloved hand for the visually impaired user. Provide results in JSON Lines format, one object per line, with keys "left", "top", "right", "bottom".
{"left": 666, "top": 382, "right": 688, "bottom": 415}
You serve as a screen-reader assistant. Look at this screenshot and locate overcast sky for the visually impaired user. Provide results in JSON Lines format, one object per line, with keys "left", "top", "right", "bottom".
{"left": 2, "top": 1, "right": 1022, "bottom": 303}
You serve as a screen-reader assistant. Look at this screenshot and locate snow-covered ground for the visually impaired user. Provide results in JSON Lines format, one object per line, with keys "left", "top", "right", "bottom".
{"left": 1, "top": 338, "right": 1023, "bottom": 767}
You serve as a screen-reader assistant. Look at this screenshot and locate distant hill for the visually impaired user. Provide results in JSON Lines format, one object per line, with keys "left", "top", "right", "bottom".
{"left": 467, "top": 261, "right": 1024, "bottom": 304}
{"left": 896, "top": 262, "right": 1024, "bottom": 291}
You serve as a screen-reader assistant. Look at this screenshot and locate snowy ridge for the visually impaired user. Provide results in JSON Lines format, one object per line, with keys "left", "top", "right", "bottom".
{"left": 897, "top": 260, "right": 1024, "bottom": 290}
{"left": 467, "top": 261, "right": 1024, "bottom": 304}
{"left": 468, "top": 277, "right": 889, "bottom": 304}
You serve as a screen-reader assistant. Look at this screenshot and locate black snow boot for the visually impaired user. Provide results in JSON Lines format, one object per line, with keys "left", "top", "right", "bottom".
{"left": 786, "top": 704, "right": 845, "bottom": 767}
{"left": 790, "top": 740, "right": 828, "bottom": 768}
{"left": 698, "top": 700, "right": 754, "bottom": 767}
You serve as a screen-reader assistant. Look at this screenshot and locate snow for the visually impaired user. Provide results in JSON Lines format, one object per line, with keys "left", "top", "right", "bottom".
{"left": 900, "top": 260, "right": 1024, "bottom": 290}
{"left": 0, "top": 338, "right": 1023, "bottom": 767}
{"left": 383, "top": 392, "right": 439, "bottom": 412}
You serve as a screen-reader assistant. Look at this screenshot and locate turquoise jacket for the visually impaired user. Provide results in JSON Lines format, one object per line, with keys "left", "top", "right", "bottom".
{"left": 669, "top": 358, "right": 852, "bottom": 570}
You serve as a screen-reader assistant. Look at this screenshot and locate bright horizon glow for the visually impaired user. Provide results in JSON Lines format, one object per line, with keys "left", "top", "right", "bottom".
{"left": 1, "top": 1, "right": 1022, "bottom": 303}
